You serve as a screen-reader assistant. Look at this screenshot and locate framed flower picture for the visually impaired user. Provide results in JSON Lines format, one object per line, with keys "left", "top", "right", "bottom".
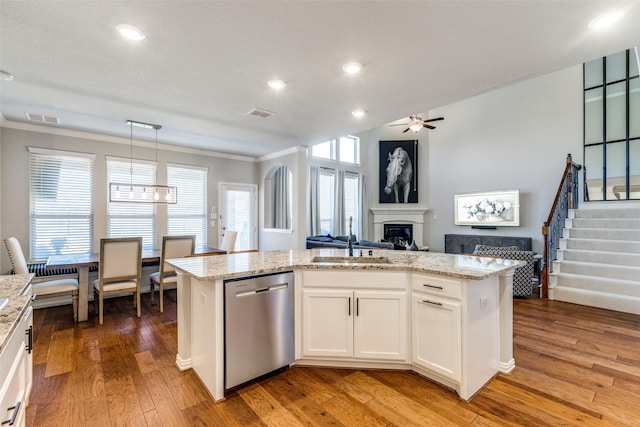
{"left": 454, "top": 189, "right": 520, "bottom": 227}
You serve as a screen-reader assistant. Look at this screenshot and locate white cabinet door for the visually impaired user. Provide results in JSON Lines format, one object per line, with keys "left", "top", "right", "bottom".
{"left": 354, "top": 290, "right": 408, "bottom": 361}
{"left": 412, "top": 294, "right": 461, "bottom": 382}
{"left": 302, "top": 289, "right": 353, "bottom": 358}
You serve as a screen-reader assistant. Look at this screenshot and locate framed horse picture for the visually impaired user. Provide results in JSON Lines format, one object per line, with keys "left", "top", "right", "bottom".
{"left": 379, "top": 140, "right": 418, "bottom": 203}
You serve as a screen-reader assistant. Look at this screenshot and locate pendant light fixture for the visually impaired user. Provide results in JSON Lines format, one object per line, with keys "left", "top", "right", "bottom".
{"left": 109, "top": 120, "right": 178, "bottom": 204}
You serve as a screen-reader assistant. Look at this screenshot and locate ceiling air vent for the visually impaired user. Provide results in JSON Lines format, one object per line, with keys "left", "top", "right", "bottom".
{"left": 247, "top": 108, "right": 275, "bottom": 119}
{"left": 25, "top": 112, "right": 60, "bottom": 125}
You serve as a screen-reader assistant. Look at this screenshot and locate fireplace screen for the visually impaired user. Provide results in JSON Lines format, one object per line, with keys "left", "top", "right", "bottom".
{"left": 383, "top": 224, "right": 413, "bottom": 246}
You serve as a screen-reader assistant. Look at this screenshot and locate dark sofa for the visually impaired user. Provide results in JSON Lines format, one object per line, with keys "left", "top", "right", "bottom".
{"left": 306, "top": 234, "right": 400, "bottom": 250}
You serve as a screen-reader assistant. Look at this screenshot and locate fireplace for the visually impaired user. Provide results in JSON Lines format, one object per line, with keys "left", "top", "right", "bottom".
{"left": 383, "top": 223, "right": 413, "bottom": 247}
{"left": 370, "top": 208, "right": 427, "bottom": 247}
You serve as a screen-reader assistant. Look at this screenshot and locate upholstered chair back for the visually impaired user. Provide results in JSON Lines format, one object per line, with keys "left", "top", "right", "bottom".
{"left": 473, "top": 245, "right": 535, "bottom": 297}
{"left": 161, "top": 235, "right": 195, "bottom": 275}
{"left": 220, "top": 231, "right": 238, "bottom": 253}
{"left": 4, "top": 237, "right": 29, "bottom": 275}
{"left": 99, "top": 237, "right": 142, "bottom": 283}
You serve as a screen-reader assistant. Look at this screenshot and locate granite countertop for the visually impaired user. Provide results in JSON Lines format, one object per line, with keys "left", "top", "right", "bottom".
{"left": 0, "top": 274, "right": 33, "bottom": 353}
{"left": 168, "top": 249, "right": 523, "bottom": 282}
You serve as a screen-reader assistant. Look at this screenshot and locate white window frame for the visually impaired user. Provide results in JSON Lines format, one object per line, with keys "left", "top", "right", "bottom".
{"left": 167, "top": 163, "right": 208, "bottom": 247}
{"left": 106, "top": 156, "right": 157, "bottom": 250}
{"left": 28, "top": 147, "right": 95, "bottom": 261}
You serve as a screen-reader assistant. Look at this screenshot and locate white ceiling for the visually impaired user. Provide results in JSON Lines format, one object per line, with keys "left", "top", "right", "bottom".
{"left": 1, "top": 1, "right": 639, "bottom": 157}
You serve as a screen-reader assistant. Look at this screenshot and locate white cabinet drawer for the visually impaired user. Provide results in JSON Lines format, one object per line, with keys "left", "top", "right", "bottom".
{"left": 0, "top": 346, "right": 25, "bottom": 427}
{"left": 411, "top": 273, "right": 462, "bottom": 300}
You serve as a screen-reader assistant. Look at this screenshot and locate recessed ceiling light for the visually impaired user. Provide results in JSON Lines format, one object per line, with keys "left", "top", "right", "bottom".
{"left": 0, "top": 70, "right": 14, "bottom": 81}
{"left": 343, "top": 62, "right": 363, "bottom": 74}
{"left": 116, "top": 23, "right": 146, "bottom": 41}
{"left": 267, "top": 79, "right": 286, "bottom": 89}
{"left": 588, "top": 10, "right": 625, "bottom": 30}
{"left": 352, "top": 109, "right": 366, "bottom": 118}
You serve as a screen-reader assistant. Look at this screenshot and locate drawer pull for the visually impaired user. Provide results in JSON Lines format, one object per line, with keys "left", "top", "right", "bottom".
{"left": 26, "top": 325, "right": 33, "bottom": 354}
{"left": 422, "top": 299, "right": 443, "bottom": 307}
{"left": 423, "top": 284, "right": 443, "bottom": 290}
{"left": 2, "top": 401, "right": 21, "bottom": 426}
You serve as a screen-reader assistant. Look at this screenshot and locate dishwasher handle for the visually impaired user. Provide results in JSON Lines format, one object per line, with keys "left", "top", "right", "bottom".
{"left": 236, "top": 282, "right": 289, "bottom": 297}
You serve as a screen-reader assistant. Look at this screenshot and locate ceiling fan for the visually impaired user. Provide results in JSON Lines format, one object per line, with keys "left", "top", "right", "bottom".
{"left": 390, "top": 115, "right": 445, "bottom": 133}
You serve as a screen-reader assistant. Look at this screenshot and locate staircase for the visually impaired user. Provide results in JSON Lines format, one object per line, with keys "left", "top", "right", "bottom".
{"left": 548, "top": 202, "right": 640, "bottom": 315}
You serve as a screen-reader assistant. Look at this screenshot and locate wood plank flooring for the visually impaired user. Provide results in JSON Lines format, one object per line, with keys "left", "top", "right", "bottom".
{"left": 26, "top": 290, "right": 640, "bottom": 426}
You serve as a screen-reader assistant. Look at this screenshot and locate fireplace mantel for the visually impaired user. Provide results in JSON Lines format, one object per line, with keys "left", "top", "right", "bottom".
{"left": 370, "top": 207, "right": 429, "bottom": 246}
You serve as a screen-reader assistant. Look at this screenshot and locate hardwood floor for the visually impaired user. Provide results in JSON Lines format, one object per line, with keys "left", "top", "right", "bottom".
{"left": 26, "top": 290, "right": 640, "bottom": 426}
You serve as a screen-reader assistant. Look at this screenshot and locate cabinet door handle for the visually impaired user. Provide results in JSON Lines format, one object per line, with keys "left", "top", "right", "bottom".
{"left": 423, "top": 284, "right": 443, "bottom": 290}
{"left": 356, "top": 298, "right": 359, "bottom": 317}
{"left": 25, "top": 325, "right": 33, "bottom": 354}
{"left": 348, "top": 297, "right": 351, "bottom": 316}
{"left": 422, "top": 299, "right": 443, "bottom": 307}
{"left": 2, "top": 401, "right": 21, "bottom": 426}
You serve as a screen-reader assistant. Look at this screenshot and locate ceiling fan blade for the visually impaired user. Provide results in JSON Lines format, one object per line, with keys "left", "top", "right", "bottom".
{"left": 402, "top": 128, "right": 410, "bottom": 133}
{"left": 422, "top": 117, "right": 444, "bottom": 123}
{"left": 389, "top": 123, "right": 410, "bottom": 126}
{"left": 424, "top": 124, "right": 436, "bottom": 130}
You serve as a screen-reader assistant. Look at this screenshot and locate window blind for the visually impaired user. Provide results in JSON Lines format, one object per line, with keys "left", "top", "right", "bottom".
{"left": 167, "top": 164, "right": 207, "bottom": 247}
{"left": 106, "top": 157, "right": 156, "bottom": 250}
{"left": 29, "top": 148, "right": 95, "bottom": 261}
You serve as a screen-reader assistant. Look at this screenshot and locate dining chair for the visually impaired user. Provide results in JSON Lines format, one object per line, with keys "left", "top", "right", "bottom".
{"left": 220, "top": 230, "right": 238, "bottom": 253}
{"left": 93, "top": 237, "right": 142, "bottom": 324}
{"left": 4, "top": 237, "right": 79, "bottom": 321}
{"left": 149, "top": 235, "right": 195, "bottom": 312}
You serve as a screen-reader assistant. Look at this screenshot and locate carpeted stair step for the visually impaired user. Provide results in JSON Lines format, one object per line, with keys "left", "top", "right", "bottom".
{"left": 571, "top": 207, "right": 640, "bottom": 219}
{"left": 566, "top": 218, "right": 640, "bottom": 229}
{"left": 563, "top": 227, "right": 640, "bottom": 241}
{"left": 552, "top": 260, "right": 640, "bottom": 281}
{"left": 558, "top": 248, "right": 640, "bottom": 266}
{"left": 550, "top": 272, "right": 640, "bottom": 296}
{"left": 561, "top": 238, "right": 640, "bottom": 253}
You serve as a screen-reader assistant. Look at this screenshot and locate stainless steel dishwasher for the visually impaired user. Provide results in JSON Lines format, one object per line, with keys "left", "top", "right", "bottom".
{"left": 224, "top": 271, "right": 294, "bottom": 390}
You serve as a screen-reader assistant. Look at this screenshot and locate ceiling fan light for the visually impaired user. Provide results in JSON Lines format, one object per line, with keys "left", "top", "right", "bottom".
{"left": 342, "top": 62, "right": 362, "bottom": 74}
{"left": 409, "top": 123, "right": 423, "bottom": 133}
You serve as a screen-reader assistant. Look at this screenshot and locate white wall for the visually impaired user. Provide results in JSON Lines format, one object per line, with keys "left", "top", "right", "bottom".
{"left": 258, "top": 147, "right": 308, "bottom": 250}
{"left": 427, "top": 65, "right": 584, "bottom": 253}
{"left": 0, "top": 125, "right": 258, "bottom": 272}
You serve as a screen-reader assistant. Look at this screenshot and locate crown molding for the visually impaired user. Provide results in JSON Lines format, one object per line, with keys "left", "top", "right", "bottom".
{"left": 0, "top": 118, "right": 257, "bottom": 163}
{"left": 258, "top": 145, "right": 307, "bottom": 162}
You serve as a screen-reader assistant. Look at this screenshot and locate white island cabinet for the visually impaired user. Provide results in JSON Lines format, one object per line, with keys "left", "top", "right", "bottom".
{"left": 299, "top": 270, "right": 409, "bottom": 362}
{"left": 0, "top": 274, "right": 34, "bottom": 427}
{"left": 168, "top": 249, "right": 519, "bottom": 403}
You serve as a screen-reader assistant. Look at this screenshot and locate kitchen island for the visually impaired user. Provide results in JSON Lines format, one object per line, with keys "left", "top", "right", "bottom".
{"left": 168, "top": 249, "right": 520, "bottom": 402}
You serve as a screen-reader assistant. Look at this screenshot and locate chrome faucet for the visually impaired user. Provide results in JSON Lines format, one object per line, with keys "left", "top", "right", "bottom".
{"left": 347, "top": 216, "right": 354, "bottom": 257}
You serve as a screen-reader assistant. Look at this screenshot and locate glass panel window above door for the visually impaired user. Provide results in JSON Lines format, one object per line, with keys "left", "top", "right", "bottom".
{"left": 631, "top": 77, "right": 640, "bottom": 138}
{"left": 606, "top": 50, "right": 627, "bottom": 83}
{"left": 584, "top": 57, "right": 603, "bottom": 88}
{"left": 606, "top": 82, "right": 627, "bottom": 142}
{"left": 585, "top": 87, "right": 604, "bottom": 144}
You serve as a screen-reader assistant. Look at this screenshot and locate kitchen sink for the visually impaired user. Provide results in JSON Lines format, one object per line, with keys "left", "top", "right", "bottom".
{"left": 311, "top": 256, "right": 391, "bottom": 264}
{"left": 0, "top": 297, "right": 8, "bottom": 312}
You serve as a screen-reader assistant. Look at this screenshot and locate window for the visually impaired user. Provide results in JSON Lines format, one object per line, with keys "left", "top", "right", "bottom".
{"left": 318, "top": 168, "right": 336, "bottom": 234}
{"left": 584, "top": 47, "right": 640, "bottom": 201}
{"left": 339, "top": 136, "right": 360, "bottom": 164}
{"left": 29, "top": 147, "right": 95, "bottom": 260}
{"left": 106, "top": 157, "right": 156, "bottom": 250}
{"left": 311, "top": 136, "right": 360, "bottom": 165}
{"left": 343, "top": 172, "right": 360, "bottom": 233}
{"left": 309, "top": 136, "right": 364, "bottom": 238}
{"left": 167, "top": 164, "right": 208, "bottom": 247}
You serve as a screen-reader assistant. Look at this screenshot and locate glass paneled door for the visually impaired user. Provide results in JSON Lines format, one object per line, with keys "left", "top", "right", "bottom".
{"left": 219, "top": 182, "right": 258, "bottom": 251}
